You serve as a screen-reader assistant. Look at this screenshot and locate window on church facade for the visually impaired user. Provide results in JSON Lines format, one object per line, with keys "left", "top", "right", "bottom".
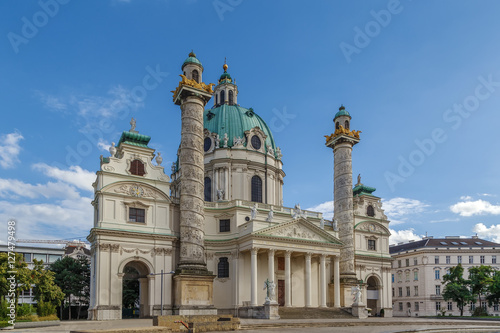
{"left": 219, "top": 219, "right": 230, "bottom": 232}
{"left": 204, "top": 177, "right": 212, "bottom": 202}
{"left": 130, "top": 159, "right": 145, "bottom": 176}
{"left": 367, "top": 205, "right": 375, "bottom": 217}
{"left": 336, "top": 122, "right": 340, "bottom": 129}
{"left": 368, "top": 239, "right": 376, "bottom": 251}
{"left": 345, "top": 120, "right": 349, "bottom": 129}
{"left": 217, "top": 257, "right": 229, "bottom": 278}
{"left": 228, "top": 90, "right": 234, "bottom": 105}
{"left": 220, "top": 90, "right": 225, "bottom": 104}
{"left": 129, "top": 208, "right": 145, "bottom": 223}
{"left": 192, "top": 69, "right": 199, "bottom": 83}
{"left": 251, "top": 176, "right": 262, "bottom": 203}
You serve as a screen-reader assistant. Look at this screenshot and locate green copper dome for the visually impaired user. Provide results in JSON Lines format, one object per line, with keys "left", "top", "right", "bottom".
{"left": 204, "top": 105, "right": 276, "bottom": 151}
{"left": 334, "top": 105, "right": 351, "bottom": 119}
{"left": 182, "top": 51, "right": 203, "bottom": 70}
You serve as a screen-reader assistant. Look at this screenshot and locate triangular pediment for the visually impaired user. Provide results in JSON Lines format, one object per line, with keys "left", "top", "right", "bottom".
{"left": 354, "top": 221, "right": 390, "bottom": 236}
{"left": 253, "top": 218, "right": 343, "bottom": 245}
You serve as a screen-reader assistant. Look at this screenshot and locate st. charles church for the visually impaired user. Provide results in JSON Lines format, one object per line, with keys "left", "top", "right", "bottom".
{"left": 87, "top": 52, "right": 393, "bottom": 320}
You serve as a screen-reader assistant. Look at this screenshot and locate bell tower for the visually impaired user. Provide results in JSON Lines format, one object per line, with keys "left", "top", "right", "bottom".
{"left": 171, "top": 51, "right": 217, "bottom": 315}
{"left": 325, "top": 105, "right": 361, "bottom": 306}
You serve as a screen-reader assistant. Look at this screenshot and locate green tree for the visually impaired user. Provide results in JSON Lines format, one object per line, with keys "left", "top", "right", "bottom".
{"left": 31, "top": 259, "right": 64, "bottom": 312}
{"left": 0, "top": 253, "right": 33, "bottom": 305}
{"left": 486, "top": 270, "right": 500, "bottom": 306}
{"left": 442, "top": 264, "right": 472, "bottom": 316}
{"left": 468, "top": 265, "right": 494, "bottom": 315}
{"left": 49, "top": 256, "right": 90, "bottom": 319}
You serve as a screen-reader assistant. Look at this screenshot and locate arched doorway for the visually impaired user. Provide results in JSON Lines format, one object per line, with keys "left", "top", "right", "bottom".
{"left": 366, "top": 276, "right": 381, "bottom": 315}
{"left": 122, "top": 261, "right": 150, "bottom": 318}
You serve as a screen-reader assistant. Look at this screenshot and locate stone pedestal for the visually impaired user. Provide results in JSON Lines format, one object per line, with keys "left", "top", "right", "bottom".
{"left": 173, "top": 273, "right": 217, "bottom": 315}
{"left": 264, "top": 301, "right": 280, "bottom": 320}
{"left": 339, "top": 279, "right": 360, "bottom": 307}
{"left": 352, "top": 302, "right": 368, "bottom": 319}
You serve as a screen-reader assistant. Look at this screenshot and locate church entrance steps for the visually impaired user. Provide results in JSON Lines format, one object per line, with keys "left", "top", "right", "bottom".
{"left": 277, "top": 306, "right": 353, "bottom": 319}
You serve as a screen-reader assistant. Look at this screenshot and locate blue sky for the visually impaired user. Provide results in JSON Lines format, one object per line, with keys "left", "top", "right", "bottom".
{"left": 1, "top": 0, "right": 500, "bottom": 245}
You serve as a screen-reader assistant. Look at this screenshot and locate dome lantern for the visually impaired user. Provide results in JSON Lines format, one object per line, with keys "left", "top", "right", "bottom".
{"left": 214, "top": 60, "right": 238, "bottom": 107}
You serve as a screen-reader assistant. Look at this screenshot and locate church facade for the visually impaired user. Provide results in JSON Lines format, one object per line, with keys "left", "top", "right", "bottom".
{"left": 87, "top": 52, "right": 393, "bottom": 320}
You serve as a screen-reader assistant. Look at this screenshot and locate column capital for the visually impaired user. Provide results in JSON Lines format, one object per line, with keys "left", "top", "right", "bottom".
{"left": 305, "top": 252, "right": 313, "bottom": 259}
{"left": 320, "top": 254, "right": 327, "bottom": 261}
{"left": 268, "top": 249, "right": 276, "bottom": 256}
{"left": 284, "top": 250, "right": 292, "bottom": 258}
{"left": 251, "top": 247, "right": 260, "bottom": 255}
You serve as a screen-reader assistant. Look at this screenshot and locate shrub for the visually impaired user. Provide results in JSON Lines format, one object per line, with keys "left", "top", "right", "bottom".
{"left": 473, "top": 307, "right": 489, "bottom": 317}
{"left": 17, "top": 304, "right": 34, "bottom": 318}
{"left": 37, "top": 301, "right": 56, "bottom": 317}
{"left": 0, "top": 299, "right": 8, "bottom": 320}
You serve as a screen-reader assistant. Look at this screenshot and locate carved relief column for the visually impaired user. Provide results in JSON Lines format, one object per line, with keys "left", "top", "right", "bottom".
{"left": 333, "top": 255, "right": 341, "bottom": 307}
{"left": 320, "top": 255, "right": 327, "bottom": 307}
{"left": 250, "top": 248, "right": 259, "bottom": 306}
{"left": 284, "top": 250, "right": 292, "bottom": 307}
{"left": 268, "top": 249, "right": 275, "bottom": 283}
{"left": 305, "top": 253, "right": 312, "bottom": 307}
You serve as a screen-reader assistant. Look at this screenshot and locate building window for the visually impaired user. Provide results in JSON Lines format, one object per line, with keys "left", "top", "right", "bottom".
{"left": 220, "top": 90, "right": 225, "bottom": 104}
{"left": 406, "top": 259, "right": 410, "bottom": 267}
{"left": 448, "top": 302, "right": 453, "bottom": 311}
{"left": 405, "top": 271, "right": 410, "bottom": 281}
{"left": 469, "top": 256, "right": 474, "bottom": 264}
{"left": 480, "top": 255, "right": 485, "bottom": 264}
{"left": 278, "top": 257, "right": 285, "bottom": 270}
{"left": 129, "top": 208, "right": 145, "bottom": 223}
{"left": 399, "top": 302, "right": 403, "bottom": 311}
{"left": 130, "top": 159, "right": 145, "bottom": 176}
{"left": 436, "top": 302, "right": 441, "bottom": 311}
{"left": 392, "top": 288, "right": 395, "bottom": 297}
{"left": 406, "top": 286, "right": 410, "bottom": 296}
{"left": 398, "top": 272, "right": 402, "bottom": 282}
{"left": 251, "top": 135, "right": 262, "bottom": 150}
{"left": 217, "top": 257, "right": 229, "bottom": 278}
{"left": 458, "top": 255, "right": 462, "bottom": 264}
{"left": 228, "top": 90, "right": 234, "bottom": 105}
{"left": 493, "top": 256, "right": 497, "bottom": 264}
{"left": 407, "top": 302, "right": 411, "bottom": 310}
{"left": 219, "top": 219, "right": 230, "bottom": 232}
{"left": 414, "top": 286, "right": 418, "bottom": 296}
{"left": 49, "top": 254, "right": 61, "bottom": 263}
{"left": 367, "top": 205, "right": 375, "bottom": 217}
{"left": 413, "top": 258, "right": 418, "bottom": 265}
{"left": 481, "top": 301, "right": 487, "bottom": 309}
{"left": 398, "top": 260, "right": 402, "bottom": 268}
{"left": 251, "top": 176, "right": 263, "bottom": 203}
{"left": 414, "top": 271, "right": 419, "bottom": 281}
{"left": 204, "top": 177, "right": 212, "bottom": 202}
{"left": 494, "top": 303, "right": 499, "bottom": 312}
{"left": 398, "top": 287, "right": 402, "bottom": 297}
{"left": 215, "top": 94, "right": 218, "bottom": 105}
{"left": 435, "top": 270, "right": 440, "bottom": 280}
{"left": 33, "top": 254, "right": 47, "bottom": 262}
{"left": 470, "top": 301, "right": 476, "bottom": 311}
{"left": 345, "top": 120, "right": 350, "bottom": 129}
{"left": 22, "top": 253, "right": 32, "bottom": 262}
{"left": 415, "top": 302, "right": 419, "bottom": 311}
{"left": 446, "top": 256, "right": 451, "bottom": 264}
{"left": 336, "top": 122, "right": 340, "bottom": 130}
{"left": 392, "top": 274, "right": 394, "bottom": 283}
{"left": 435, "top": 256, "right": 439, "bottom": 264}
{"left": 435, "top": 285, "right": 441, "bottom": 296}
{"left": 204, "top": 137, "right": 212, "bottom": 152}
{"left": 192, "top": 69, "right": 199, "bottom": 83}
{"left": 368, "top": 239, "right": 376, "bottom": 251}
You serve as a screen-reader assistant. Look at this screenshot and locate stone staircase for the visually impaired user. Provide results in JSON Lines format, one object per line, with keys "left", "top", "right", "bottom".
{"left": 278, "top": 307, "right": 353, "bottom": 319}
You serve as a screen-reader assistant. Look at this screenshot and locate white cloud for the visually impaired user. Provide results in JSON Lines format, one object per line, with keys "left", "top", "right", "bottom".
{"left": 97, "top": 138, "right": 111, "bottom": 152}
{"left": 36, "top": 91, "right": 67, "bottom": 111}
{"left": 389, "top": 228, "right": 422, "bottom": 245}
{"left": 0, "top": 132, "right": 23, "bottom": 169}
{"left": 0, "top": 178, "right": 80, "bottom": 199}
{"left": 429, "top": 218, "right": 459, "bottom": 224}
{"left": 306, "top": 200, "right": 333, "bottom": 220}
{"left": 382, "top": 197, "right": 428, "bottom": 218}
{"left": 472, "top": 223, "right": 500, "bottom": 243}
{"left": 32, "top": 163, "right": 95, "bottom": 192}
{"left": 460, "top": 195, "right": 473, "bottom": 201}
{"left": 450, "top": 199, "right": 500, "bottom": 217}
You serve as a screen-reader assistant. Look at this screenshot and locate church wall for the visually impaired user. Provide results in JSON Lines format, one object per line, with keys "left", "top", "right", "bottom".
{"left": 291, "top": 256, "right": 305, "bottom": 307}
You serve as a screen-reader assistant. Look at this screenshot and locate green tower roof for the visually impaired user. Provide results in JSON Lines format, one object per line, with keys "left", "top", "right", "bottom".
{"left": 117, "top": 131, "right": 151, "bottom": 148}
{"left": 204, "top": 105, "right": 276, "bottom": 151}
{"left": 182, "top": 51, "right": 203, "bottom": 70}
{"left": 353, "top": 184, "right": 377, "bottom": 197}
{"left": 334, "top": 105, "right": 351, "bottom": 119}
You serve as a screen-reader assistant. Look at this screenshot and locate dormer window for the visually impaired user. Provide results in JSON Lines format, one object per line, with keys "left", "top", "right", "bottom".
{"left": 192, "top": 70, "right": 199, "bottom": 83}
{"left": 251, "top": 136, "right": 261, "bottom": 150}
{"left": 130, "top": 159, "right": 145, "bottom": 176}
{"left": 367, "top": 205, "right": 375, "bottom": 217}
{"left": 228, "top": 90, "right": 234, "bottom": 105}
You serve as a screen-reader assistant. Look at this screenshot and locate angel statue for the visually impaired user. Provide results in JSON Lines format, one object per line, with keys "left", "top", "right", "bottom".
{"left": 263, "top": 278, "right": 276, "bottom": 302}
{"left": 130, "top": 117, "right": 136, "bottom": 131}
{"left": 351, "top": 284, "right": 362, "bottom": 304}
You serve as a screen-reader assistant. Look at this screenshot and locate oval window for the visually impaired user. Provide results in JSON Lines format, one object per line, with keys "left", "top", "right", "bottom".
{"left": 204, "top": 137, "right": 212, "bottom": 152}
{"left": 251, "top": 136, "right": 261, "bottom": 150}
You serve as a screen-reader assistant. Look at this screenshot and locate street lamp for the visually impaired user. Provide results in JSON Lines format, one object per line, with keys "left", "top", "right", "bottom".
{"left": 150, "top": 270, "right": 175, "bottom": 316}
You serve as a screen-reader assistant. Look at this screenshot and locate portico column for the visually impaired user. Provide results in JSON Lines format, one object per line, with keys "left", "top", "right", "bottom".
{"left": 284, "top": 250, "right": 292, "bottom": 307}
{"left": 148, "top": 275, "right": 155, "bottom": 316}
{"left": 305, "top": 253, "right": 312, "bottom": 307}
{"left": 333, "top": 256, "right": 341, "bottom": 307}
{"left": 268, "top": 249, "right": 275, "bottom": 283}
{"left": 320, "top": 254, "right": 327, "bottom": 307}
{"left": 250, "top": 248, "right": 258, "bottom": 306}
